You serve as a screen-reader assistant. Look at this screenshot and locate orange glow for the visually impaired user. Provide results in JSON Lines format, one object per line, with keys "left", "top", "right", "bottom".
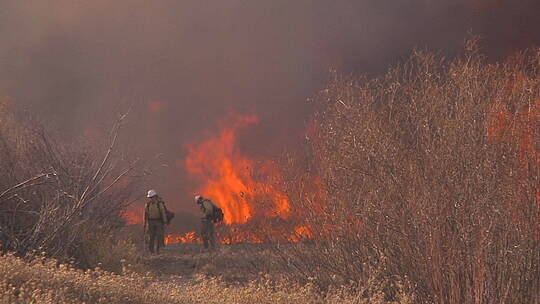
{"left": 114, "top": 112, "right": 330, "bottom": 244}
{"left": 487, "top": 110, "right": 511, "bottom": 139}
{"left": 125, "top": 113, "right": 316, "bottom": 245}
{"left": 184, "top": 114, "right": 292, "bottom": 225}
{"left": 488, "top": 100, "right": 539, "bottom": 167}
{"left": 123, "top": 205, "right": 144, "bottom": 225}
{"left": 488, "top": 100, "right": 539, "bottom": 238}
{"left": 221, "top": 229, "right": 264, "bottom": 244}
{"left": 165, "top": 231, "right": 201, "bottom": 244}
{"left": 288, "top": 225, "right": 314, "bottom": 242}
{"left": 148, "top": 101, "right": 166, "bottom": 113}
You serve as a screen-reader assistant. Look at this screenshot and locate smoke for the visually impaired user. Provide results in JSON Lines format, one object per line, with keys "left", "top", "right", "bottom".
{"left": 0, "top": 0, "right": 538, "bottom": 219}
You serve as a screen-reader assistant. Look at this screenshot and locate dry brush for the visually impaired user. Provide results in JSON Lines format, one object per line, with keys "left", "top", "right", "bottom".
{"left": 0, "top": 102, "right": 144, "bottom": 270}
{"left": 278, "top": 41, "right": 539, "bottom": 303}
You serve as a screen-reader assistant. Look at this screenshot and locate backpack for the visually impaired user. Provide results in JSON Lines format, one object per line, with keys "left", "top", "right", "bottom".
{"left": 164, "top": 208, "right": 175, "bottom": 224}
{"left": 162, "top": 203, "right": 175, "bottom": 224}
{"left": 146, "top": 201, "right": 163, "bottom": 220}
{"left": 147, "top": 199, "right": 175, "bottom": 224}
{"left": 211, "top": 205, "right": 224, "bottom": 223}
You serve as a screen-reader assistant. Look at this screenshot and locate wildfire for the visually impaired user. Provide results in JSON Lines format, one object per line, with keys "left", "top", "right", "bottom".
{"left": 119, "top": 112, "right": 328, "bottom": 245}
{"left": 288, "top": 225, "right": 314, "bottom": 242}
{"left": 165, "top": 231, "right": 201, "bottom": 244}
{"left": 221, "top": 227, "right": 264, "bottom": 244}
{"left": 120, "top": 112, "right": 326, "bottom": 245}
{"left": 152, "top": 113, "right": 314, "bottom": 245}
{"left": 184, "top": 114, "right": 292, "bottom": 225}
{"left": 148, "top": 96, "right": 540, "bottom": 247}
{"left": 123, "top": 205, "right": 144, "bottom": 225}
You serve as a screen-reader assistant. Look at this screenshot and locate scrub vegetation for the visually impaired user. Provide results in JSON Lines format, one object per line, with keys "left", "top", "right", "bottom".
{"left": 1, "top": 42, "right": 538, "bottom": 303}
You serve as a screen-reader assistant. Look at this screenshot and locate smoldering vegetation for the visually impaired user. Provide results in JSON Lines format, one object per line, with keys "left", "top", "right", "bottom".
{"left": 276, "top": 42, "right": 540, "bottom": 303}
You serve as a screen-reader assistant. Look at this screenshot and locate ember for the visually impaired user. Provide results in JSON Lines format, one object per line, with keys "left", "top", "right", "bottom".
{"left": 165, "top": 231, "right": 201, "bottom": 244}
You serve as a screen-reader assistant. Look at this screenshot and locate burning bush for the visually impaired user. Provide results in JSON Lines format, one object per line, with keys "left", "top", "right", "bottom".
{"left": 279, "top": 41, "right": 539, "bottom": 303}
{"left": 0, "top": 102, "right": 143, "bottom": 270}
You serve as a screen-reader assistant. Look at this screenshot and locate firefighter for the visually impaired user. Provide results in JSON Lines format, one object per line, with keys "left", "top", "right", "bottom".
{"left": 195, "top": 195, "right": 219, "bottom": 250}
{"left": 144, "top": 189, "right": 167, "bottom": 254}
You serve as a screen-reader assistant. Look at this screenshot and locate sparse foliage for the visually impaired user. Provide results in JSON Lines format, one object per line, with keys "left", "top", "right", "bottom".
{"left": 279, "top": 42, "right": 539, "bottom": 303}
{"left": 0, "top": 103, "right": 144, "bottom": 269}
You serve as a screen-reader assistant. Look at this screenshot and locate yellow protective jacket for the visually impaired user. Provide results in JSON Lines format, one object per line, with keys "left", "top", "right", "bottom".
{"left": 145, "top": 199, "right": 167, "bottom": 222}
{"left": 201, "top": 199, "right": 215, "bottom": 219}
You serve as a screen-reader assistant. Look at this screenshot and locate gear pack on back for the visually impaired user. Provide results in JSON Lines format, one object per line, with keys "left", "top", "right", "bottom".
{"left": 211, "top": 205, "right": 224, "bottom": 223}
{"left": 164, "top": 205, "right": 175, "bottom": 224}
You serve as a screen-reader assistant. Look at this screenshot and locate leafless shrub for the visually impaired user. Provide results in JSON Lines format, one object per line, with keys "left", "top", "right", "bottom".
{"left": 277, "top": 41, "right": 539, "bottom": 303}
{"left": 0, "top": 102, "right": 145, "bottom": 268}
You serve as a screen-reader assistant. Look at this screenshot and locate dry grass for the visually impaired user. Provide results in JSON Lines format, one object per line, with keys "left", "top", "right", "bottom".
{"left": 1, "top": 40, "right": 537, "bottom": 304}
{"left": 278, "top": 40, "right": 539, "bottom": 303}
{"left": 0, "top": 246, "right": 417, "bottom": 304}
{"left": 0, "top": 102, "right": 145, "bottom": 269}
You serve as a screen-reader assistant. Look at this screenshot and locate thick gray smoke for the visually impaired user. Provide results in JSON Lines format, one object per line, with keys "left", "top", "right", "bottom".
{"left": 1, "top": 0, "right": 538, "bottom": 218}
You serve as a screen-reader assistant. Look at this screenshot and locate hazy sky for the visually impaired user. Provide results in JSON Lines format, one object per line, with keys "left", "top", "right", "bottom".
{"left": 1, "top": 0, "right": 538, "bottom": 218}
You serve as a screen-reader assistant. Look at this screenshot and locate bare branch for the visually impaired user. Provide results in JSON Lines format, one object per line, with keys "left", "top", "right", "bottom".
{"left": 0, "top": 173, "right": 54, "bottom": 201}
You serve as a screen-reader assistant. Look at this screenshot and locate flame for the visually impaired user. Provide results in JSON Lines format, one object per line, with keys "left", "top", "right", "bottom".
{"left": 221, "top": 228, "right": 264, "bottom": 244}
{"left": 288, "top": 225, "right": 314, "bottom": 242}
{"left": 169, "top": 98, "right": 536, "bottom": 245}
{"left": 165, "top": 231, "right": 201, "bottom": 244}
{"left": 123, "top": 205, "right": 144, "bottom": 225}
{"left": 185, "top": 114, "right": 292, "bottom": 225}
{"left": 124, "top": 110, "right": 318, "bottom": 244}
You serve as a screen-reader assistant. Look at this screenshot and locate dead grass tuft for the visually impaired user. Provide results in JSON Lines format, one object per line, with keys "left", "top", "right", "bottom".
{"left": 0, "top": 252, "right": 414, "bottom": 304}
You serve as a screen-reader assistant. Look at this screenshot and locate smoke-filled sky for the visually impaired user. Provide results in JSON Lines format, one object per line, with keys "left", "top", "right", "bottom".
{"left": 1, "top": 0, "right": 539, "bottom": 217}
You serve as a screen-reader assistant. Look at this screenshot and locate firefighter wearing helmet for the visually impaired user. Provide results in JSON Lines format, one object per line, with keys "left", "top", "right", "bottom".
{"left": 144, "top": 189, "right": 168, "bottom": 254}
{"left": 195, "top": 195, "right": 223, "bottom": 250}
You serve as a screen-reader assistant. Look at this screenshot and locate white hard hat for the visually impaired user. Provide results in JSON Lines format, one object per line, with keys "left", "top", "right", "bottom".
{"left": 147, "top": 189, "right": 158, "bottom": 198}
{"left": 194, "top": 195, "right": 203, "bottom": 203}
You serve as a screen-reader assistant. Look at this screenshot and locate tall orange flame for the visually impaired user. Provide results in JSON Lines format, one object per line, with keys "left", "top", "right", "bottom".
{"left": 184, "top": 114, "right": 292, "bottom": 225}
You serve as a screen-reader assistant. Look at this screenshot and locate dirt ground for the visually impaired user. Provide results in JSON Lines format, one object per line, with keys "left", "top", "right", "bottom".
{"left": 141, "top": 243, "right": 280, "bottom": 284}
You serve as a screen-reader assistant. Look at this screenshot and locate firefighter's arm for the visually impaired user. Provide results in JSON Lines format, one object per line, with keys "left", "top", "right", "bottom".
{"left": 203, "top": 201, "right": 214, "bottom": 218}
{"left": 143, "top": 204, "right": 148, "bottom": 229}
